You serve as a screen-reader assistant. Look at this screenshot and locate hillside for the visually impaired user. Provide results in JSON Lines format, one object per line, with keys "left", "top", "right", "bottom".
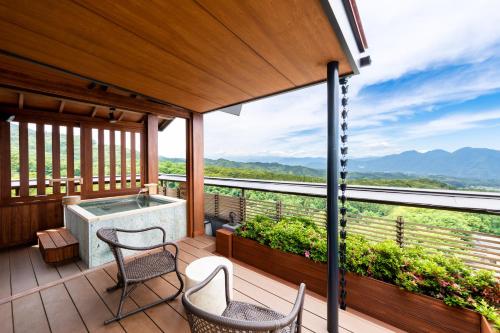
{"left": 350, "top": 148, "right": 500, "bottom": 180}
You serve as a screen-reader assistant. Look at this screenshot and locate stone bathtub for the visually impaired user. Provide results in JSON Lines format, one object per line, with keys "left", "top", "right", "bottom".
{"left": 65, "top": 195, "right": 186, "bottom": 268}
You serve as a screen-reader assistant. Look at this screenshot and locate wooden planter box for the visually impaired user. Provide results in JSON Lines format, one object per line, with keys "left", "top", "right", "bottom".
{"left": 231, "top": 235, "right": 492, "bottom": 333}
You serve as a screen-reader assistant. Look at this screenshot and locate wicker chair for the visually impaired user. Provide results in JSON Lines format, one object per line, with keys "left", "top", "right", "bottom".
{"left": 182, "top": 265, "right": 305, "bottom": 333}
{"left": 96, "top": 227, "right": 184, "bottom": 324}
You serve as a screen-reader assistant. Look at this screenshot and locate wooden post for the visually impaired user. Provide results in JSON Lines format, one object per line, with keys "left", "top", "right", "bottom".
{"left": 396, "top": 216, "right": 405, "bottom": 247}
{"left": 80, "top": 126, "right": 93, "bottom": 195}
{"left": 0, "top": 120, "right": 11, "bottom": 200}
{"left": 19, "top": 122, "right": 29, "bottom": 197}
{"left": 186, "top": 113, "right": 205, "bottom": 237}
{"left": 146, "top": 115, "right": 159, "bottom": 185}
{"left": 239, "top": 195, "right": 246, "bottom": 223}
{"left": 214, "top": 194, "right": 220, "bottom": 217}
{"left": 276, "top": 200, "right": 283, "bottom": 221}
{"left": 52, "top": 125, "right": 61, "bottom": 194}
{"left": 36, "top": 123, "right": 45, "bottom": 195}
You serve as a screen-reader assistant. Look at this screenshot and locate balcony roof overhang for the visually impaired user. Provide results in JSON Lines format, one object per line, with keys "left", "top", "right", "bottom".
{"left": 0, "top": 0, "right": 369, "bottom": 114}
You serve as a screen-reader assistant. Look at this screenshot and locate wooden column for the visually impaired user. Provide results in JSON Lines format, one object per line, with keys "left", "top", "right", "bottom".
{"left": 146, "top": 115, "right": 158, "bottom": 185}
{"left": 186, "top": 112, "right": 205, "bottom": 237}
{"left": 0, "top": 120, "right": 11, "bottom": 201}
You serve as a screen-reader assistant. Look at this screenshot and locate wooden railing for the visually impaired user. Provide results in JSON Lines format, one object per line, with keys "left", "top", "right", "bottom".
{"left": 161, "top": 186, "right": 500, "bottom": 274}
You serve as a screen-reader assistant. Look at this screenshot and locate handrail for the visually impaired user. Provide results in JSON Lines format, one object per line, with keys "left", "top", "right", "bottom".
{"left": 158, "top": 174, "right": 500, "bottom": 215}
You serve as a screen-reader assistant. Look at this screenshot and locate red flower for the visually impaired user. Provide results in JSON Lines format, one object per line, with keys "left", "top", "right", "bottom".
{"left": 304, "top": 250, "right": 310, "bottom": 258}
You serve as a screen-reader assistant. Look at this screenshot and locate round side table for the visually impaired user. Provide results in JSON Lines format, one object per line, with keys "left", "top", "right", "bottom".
{"left": 185, "top": 256, "right": 233, "bottom": 315}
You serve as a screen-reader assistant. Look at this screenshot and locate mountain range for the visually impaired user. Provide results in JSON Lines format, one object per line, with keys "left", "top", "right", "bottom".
{"left": 213, "top": 148, "right": 500, "bottom": 181}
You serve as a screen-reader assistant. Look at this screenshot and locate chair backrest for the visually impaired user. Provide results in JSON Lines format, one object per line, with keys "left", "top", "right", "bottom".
{"left": 96, "top": 228, "right": 126, "bottom": 272}
{"left": 182, "top": 265, "right": 304, "bottom": 333}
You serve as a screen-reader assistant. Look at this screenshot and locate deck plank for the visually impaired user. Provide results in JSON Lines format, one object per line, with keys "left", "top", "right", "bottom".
{"left": 63, "top": 275, "right": 124, "bottom": 332}
{"left": 180, "top": 239, "right": 393, "bottom": 333}
{"left": 0, "top": 302, "right": 13, "bottom": 333}
{"left": 0, "top": 250, "right": 11, "bottom": 298}
{"left": 29, "top": 246, "right": 61, "bottom": 286}
{"left": 12, "top": 292, "right": 51, "bottom": 333}
{"left": 85, "top": 269, "right": 162, "bottom": 333}
{"left": 9, "top": 247, "right": 37, "bottom": 295}
{"left": 1, "top": 237, "right": 396, "bottom": 333}
{"left": 40, "top": 284, "right": 87, "bottom": 333}
{"left": 57, "top": 260, "right": 84, "bottom": 278}
{"left": 103, "top": 264, "right": 189, "bottom": 332}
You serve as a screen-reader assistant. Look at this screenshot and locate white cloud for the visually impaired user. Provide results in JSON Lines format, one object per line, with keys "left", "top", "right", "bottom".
{"left": 353, "top": 0, "right": 500, "bottom": 90}
{"left": 201, "top": 1, "right": 500, "bottom": 159}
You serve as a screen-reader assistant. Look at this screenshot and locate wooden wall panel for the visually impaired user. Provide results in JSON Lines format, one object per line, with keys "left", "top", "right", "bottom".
{"left": 52, "top": 125, "right": 61, "bottom": 194}
{"left": 19, "top": 122, "right": 29, "bottom": 197}
{"left": 0, "top": 200, "right": 63, "bottom": 248}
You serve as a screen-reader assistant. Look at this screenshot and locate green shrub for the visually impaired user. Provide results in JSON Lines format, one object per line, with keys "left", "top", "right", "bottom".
{"left": 235, "top": 215, "right": 500, "bottom": 328}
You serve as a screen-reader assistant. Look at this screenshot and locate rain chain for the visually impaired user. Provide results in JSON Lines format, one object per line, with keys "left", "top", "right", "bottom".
{"left": 339, "top": 77, "right": 349, "bottom": 310}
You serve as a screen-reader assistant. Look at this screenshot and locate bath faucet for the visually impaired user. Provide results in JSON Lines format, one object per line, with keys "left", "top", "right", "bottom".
{"left": 136, "top": 187, "right": 149, "bottom": 202}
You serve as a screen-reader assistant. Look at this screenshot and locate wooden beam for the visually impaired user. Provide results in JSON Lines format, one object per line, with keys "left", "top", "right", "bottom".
{"left": 118, "top": 112, "right": 125, "bottom": 121}
{"left": 0, "top": 69, "right": 191, "bottom": 119}
{"left": 52, "top": 125, "right": 61, "bottom": 194}
{"left": 146, "top": 115, "right": 158, "bottom": 185}
{"left": 36, "top": 123, "right": 45, "bottom": 195}
{"left": 0, "top": 106, "right": 144, "bottom": 131}
{"left": 186, "top": 113, "right": 204, "bottom": 237}
{"left": 19, "top": 122, "right": 29, "bottom": 197}
{"left": 0, "top": 121, "right": 11, "bottom": 200}
{"left": 58, "top": 100, "right": 65, "bottom": 113}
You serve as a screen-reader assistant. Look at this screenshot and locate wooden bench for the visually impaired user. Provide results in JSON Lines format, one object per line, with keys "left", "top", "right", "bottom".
{"left": 37, "top": 227, "right": 79, "bottom": 264}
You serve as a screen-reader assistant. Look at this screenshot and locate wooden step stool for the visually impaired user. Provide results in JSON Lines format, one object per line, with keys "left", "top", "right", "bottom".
{"left": 37, "top": 227, "right": 79, "bottom": 264}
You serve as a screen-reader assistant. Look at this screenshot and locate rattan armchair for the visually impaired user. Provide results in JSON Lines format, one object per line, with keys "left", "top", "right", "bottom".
{"left": 182, "top": 265, "right": 305, "bottom": 333}
{"left": 96, "top": 227, "right": 184, "bottom": 324}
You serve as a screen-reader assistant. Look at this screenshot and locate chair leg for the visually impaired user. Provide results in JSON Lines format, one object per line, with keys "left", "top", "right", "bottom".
{"left": 104, "top": 283, "right": 128, "bottom": 325}
{"left": 103, "top": 271, "right": 184, "bottom": 325}
{"left": 106, "top": 281, "right": 123, "bottom": 292}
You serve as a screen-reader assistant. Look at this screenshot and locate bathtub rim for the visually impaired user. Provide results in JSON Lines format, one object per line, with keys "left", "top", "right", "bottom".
{"left": 66, "top": 194, "right": 185, "bottom": 223}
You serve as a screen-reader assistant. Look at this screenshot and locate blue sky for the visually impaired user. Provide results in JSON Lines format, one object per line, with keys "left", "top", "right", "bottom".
{"left": 159, "top": 0, "right": 500, "bottom": 159}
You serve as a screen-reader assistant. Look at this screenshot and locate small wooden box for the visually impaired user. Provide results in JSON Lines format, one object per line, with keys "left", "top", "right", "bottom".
{"left": 37, "top": 227, "right": 79, "bottom": 264}
{"left": 216, "top": 229, "right": 233, "bottom": 258}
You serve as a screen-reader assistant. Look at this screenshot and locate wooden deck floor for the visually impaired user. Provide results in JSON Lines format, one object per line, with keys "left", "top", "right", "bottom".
{"left": 0, "top": 236, "right": 402, "bottom": 333}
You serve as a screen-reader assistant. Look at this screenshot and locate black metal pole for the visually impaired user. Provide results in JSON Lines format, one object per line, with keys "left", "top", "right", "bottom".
{"left": 326, "top": 61, "right": 340, "bottom": 333}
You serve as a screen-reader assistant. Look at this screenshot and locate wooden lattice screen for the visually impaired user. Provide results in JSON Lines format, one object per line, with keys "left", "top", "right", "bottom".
{"left": 0, "top": 115, "right": 146, "bottom": 247}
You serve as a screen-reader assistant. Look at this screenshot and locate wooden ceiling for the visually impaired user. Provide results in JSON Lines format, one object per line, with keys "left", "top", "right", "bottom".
{"left": 0, "top": 0, "right": 354, "bottom": 113}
